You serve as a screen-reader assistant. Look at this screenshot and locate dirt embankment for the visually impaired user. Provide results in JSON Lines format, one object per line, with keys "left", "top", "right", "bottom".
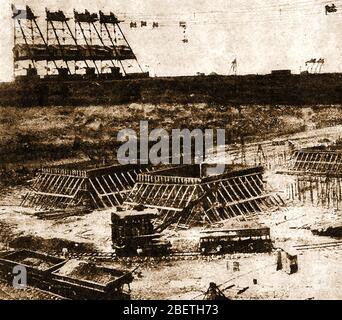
{"left": 1, "top": 74, "right": 342, "bottom": 106}
{"left": 1, "top": 105, "right": 341, "bottom": 172}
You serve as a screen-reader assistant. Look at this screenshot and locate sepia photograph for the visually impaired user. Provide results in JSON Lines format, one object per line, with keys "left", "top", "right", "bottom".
{"left": 0, "top": 0, "right": 341, "bottom": 305}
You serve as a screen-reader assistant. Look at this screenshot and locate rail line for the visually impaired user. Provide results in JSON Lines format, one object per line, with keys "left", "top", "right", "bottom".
{"left": 0, "top": 281, "right": 65, "bottom": 300}
{"left": 293, "top": 240, "right": 342, "bottom": 250}
{"left": 44, "top": 240, "right": 342, "bottom": 262}
{"left": 46, "top": 250, "right": 239, "bottom": 263}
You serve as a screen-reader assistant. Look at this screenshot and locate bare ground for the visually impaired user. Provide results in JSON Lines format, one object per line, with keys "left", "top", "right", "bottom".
{"left": 0, "top": 120, "right": 341, "bottom": 300}
{"left": 0, "top": 197, "right": 341, "bottom": 300}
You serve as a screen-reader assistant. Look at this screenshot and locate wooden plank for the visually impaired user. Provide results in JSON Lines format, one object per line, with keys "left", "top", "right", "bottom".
{"left": 184, "top": 185, "right": 197, "bottom": 208}
{"left": 135, "top": 183, "right": 153, "bottom": 203}
{"left": 253, "top": 174, "right": 280, "bottom": 206}
{"left": 123, "top": 202, "right": 183, "bottom": 212}
{"left": 152, "top": 184, "right": 164, "bottom": 200}
{"left": 125, "top": 182, "right": 143, "bottom": 202}
{"left": 107, "top": 175, "right": 125, "bottom": 202}
{"left": 222, "top": 179, "right": 251, "bottom": 214}
{"left": 144, "top": 184, "right": 159, "bottom": 203}
{"left": 198, "top": 184, "right": 222, "bottom": 222}
{"left": 126, "top": 171, "right": 136, "bottom": 184}
{"left": 155, "top": 185, "right": 173, "bottom": 207}
{"left": 32, "top": 191, "right": 75, "bottom": 198}
{"left": 95, "top": 177, "right": 115, "bottom": 207}
{"left": 169, "top": 185, "right": 186, "bottom": 208}
{"left": 101, "top": 175, "right": 121, "bottom": 205}
{"left": 113, "top": 173, "right": 125, "bottom": 190}
{"left": 89, "top": 178, "right": 108, "bottom": 208}
{"left": 238, "top": 176, "right": 262, "bottom": 212}
{"left": 219, "top": 181, "right": 243, "bottom": 216}
{"left": 178, "top": 185, "right": 191, "bottom": 207}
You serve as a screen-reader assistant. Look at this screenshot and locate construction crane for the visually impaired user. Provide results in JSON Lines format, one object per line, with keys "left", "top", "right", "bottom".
{"left": 11, "top": 6, "right": 147, "bottom": 79}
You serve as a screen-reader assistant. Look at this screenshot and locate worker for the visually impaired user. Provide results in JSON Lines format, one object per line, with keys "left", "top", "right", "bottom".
{"left": 137, "top": 246, "right": 143, "bottom": 256}
{"left": 216, "top": 244, "right": 223, "bottom": 253}
{"left": 233, "top": 261, "right": 240, "bottom": 272}
{"left": 289, "top": 255, "right": 298, "bottom": 274}
{"left": 62, "top": 247, "right": 69, "bottom": 259}
{"left": 276, "top": 248, "right": 283, "bottom": 271}
{"left": 248, "top": 242, "right": 254, "bottom": 252}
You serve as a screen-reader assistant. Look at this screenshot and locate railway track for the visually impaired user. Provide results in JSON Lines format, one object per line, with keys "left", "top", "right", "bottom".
{"left": 0, "top": 281, "right": 65, "bottom": 300}
{"left": 46, "top": 250, "right": 236, "bottom": 263}
{"left": 5, "top": 241, "right": 341, "bottom": 268}
{"left": 46, "top": 249, "right": 277, "bottom": 263}
{"left": 19, "top": 286, "right": 66, "bottom": 300}
{"left": 293, "top": 240, "right": 342, "bottom": 251}
{"left": 45, "top": 240, "right": 342, "bottom": 263}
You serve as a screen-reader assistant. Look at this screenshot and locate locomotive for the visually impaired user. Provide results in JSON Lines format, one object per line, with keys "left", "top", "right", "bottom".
{"left": 111, "top": 208, "right": 171, "bottom": 256}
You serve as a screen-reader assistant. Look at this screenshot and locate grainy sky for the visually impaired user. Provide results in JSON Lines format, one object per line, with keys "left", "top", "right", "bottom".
{"left": 0, "top": 0, "right": 341, "bottom": 81}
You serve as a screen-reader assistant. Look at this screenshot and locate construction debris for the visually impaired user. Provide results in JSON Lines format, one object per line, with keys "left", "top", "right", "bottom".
{"left": 287, "top": 147, "right": 342, "bottom": 176}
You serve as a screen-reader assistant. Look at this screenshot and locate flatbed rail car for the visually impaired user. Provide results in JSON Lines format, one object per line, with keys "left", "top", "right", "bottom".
{"left": 199, "top": 227, "right": 272, "bottom": 254}
{"left": 0, "top": 250, "right": 133, "bottom": 300}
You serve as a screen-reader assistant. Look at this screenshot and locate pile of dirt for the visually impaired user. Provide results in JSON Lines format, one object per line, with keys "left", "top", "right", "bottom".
{"left": 0, "top": 208, "right": 112, "bottom": 252}
{"left": 0, "top": 221, "right": 15, "bottom": 248}
{"left": 9, "top": 235, "right": 96, "bottom": 254}
{"left": 0, "top": 167, "right": 33, "bottom": 187}
{"left": 311, "top": 220, "right": 342, "bottom": 237}
{"left": 55, "top": 260, "right": 114, "bottom": 284}
{"left": 20, "top": 257, "right": 56, "bottom": 271}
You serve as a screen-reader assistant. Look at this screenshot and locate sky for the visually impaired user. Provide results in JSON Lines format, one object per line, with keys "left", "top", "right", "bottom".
{"left": 0, "top": 0, "right": 341, "bottom": 81}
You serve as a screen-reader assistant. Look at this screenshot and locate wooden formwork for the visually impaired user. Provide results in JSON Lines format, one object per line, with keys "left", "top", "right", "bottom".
{"left": 287, "top": 149, "right": 342, "bottom": 176}
{"left": 286, "top": 176, "right": 342, "bottom": 210}
{"left": 280, "top": 148, "right": 342, "bottom": 210}
{"left": 124, "top": 165, "right": 284, "bottom": 230}
{"left": 21, "top": 164, "right": 152, "bottom": 210}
